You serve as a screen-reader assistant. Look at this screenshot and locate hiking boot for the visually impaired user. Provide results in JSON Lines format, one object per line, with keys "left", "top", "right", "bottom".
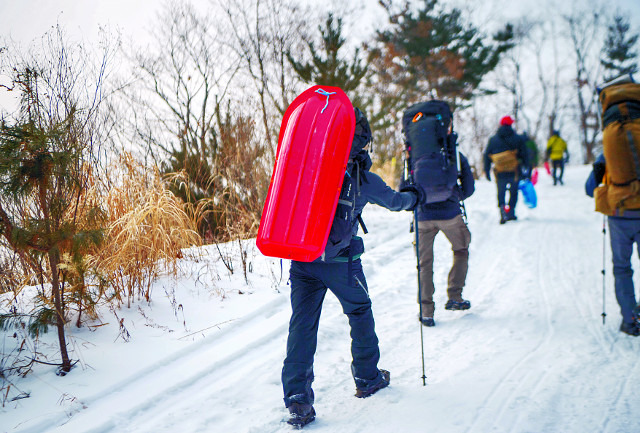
{"left": 286, "top": 403, "right": 316, "bottom": 428}
{"left": 506, "top": 213, "right": 517, "bottom": 222}
{"left": 419, "top": 316, "right": 435, "bottom": 327}
{"left": 620, "top": 321, "right": 640, "bottom": 337}
{"left": 499, "top": 208, "right": 507, "bottom": 224}
{"left": 445, "top": 299, "right": 471, "bottom": 310}
{"left": 633, "top": 305, "right": 640, "bottom": 324}
{"left": 355, "top": 369, "right": 390, "bottom": 398}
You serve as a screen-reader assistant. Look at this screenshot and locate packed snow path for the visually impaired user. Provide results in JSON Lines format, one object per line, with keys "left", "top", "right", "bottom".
{"left": 6, "top": 165, "right": 640, "bottom": 433}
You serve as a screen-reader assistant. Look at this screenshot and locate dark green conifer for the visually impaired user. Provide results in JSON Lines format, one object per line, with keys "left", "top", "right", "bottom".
{"left": 288, "top": 13, "right": 368, "bottom": 108}
{"left": 601, "top": 13, "right": 639, "bottom": 81}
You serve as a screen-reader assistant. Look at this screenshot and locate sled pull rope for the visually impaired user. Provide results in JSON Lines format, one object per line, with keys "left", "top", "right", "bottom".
{"left": 315, "top": 89, "right": 336, "bottom": 113}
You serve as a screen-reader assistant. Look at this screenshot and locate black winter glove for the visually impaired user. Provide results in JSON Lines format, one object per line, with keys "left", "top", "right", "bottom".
{"left": 593, "top": 161, "right": 605, "bottom": 185}
{"left": 486, "top": 173, "right": 491, "bottom": 182}
{"left": 400, "top": 184, "right": 426, "bottom": 210}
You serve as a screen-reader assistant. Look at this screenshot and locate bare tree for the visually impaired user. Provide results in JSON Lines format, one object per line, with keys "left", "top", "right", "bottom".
{"left": 220, "top": 0, "right": 308, "bottom": 159}
{"left": 121, "top": 1, "right": 272, "bottom": 240}
{"left": 129, "top": 2, "right": 241, "bottom": 165}
{"left": 564, "top": 5, "right": 606, "bottom": 163}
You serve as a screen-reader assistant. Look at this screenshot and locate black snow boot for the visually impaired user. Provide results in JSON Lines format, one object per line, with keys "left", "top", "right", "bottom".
{"left": 355, "top": 369, "right": 390, "bottom": 398}
{"left": 499, "top": 208, "right": 507, "bottom": 224}
{"left": 419, "top": 316, "right": 435, "bottom": 327}
{"left": 287, "top": 403, "right": 316, "bottom": 429}
{"left": 620, "top": 320, "right": 640, "bottom": 337}
{"left": 445, "top": 299, "right": 471, "bottom": 310}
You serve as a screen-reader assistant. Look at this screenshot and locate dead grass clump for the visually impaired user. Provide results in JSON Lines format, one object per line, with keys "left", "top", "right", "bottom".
{"left": 91, "top": 154, "right": 201, "bottom": 307}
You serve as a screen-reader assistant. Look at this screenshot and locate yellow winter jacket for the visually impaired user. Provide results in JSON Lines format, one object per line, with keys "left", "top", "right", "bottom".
{"left": 546, "top": 135, "right": 567, "bottom": 161}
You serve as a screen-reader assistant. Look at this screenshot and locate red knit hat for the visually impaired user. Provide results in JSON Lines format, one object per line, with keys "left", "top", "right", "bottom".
{"left": 500, "top": 115, "right": 514, "bottom": 126}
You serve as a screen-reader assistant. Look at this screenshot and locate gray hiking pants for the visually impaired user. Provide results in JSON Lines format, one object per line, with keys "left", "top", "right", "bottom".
{"left": 417, "top": 214, "right": 471, "bottom": 317}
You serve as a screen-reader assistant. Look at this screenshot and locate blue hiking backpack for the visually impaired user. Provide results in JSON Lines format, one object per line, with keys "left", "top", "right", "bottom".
{"left": 402, "top": 100, "right": 459, "bottom": 204}
{"left": 321, "top": 107, "right": 371, "bottom": 261}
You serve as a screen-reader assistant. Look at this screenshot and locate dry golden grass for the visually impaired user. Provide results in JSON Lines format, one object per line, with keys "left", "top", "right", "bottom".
{"left": 372, "top": 155, "right": 403, "bottom": 190}
{"left": 90, "top": 154, "right": 202, "bottom": 308}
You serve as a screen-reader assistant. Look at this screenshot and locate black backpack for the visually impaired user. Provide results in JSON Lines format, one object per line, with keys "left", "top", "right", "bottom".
{"left": 322, "top": 108, "right": 370, "bottom": 261}
{"left": 402, "top": 100, "right": 459, "bottom": 204}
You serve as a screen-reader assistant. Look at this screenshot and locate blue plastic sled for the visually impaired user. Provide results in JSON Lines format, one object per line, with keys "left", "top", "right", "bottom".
{"left": 519, "top": 179, "right": 537, "bottom": 208}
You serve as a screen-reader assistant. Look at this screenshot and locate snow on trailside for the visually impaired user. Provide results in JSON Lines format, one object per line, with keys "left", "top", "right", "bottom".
{"left": 3, "top": 164, "right": 640, "bottom": 433}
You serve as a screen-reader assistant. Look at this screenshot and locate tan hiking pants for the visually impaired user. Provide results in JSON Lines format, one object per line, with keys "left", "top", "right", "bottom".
{"left": 417, "top": 214, "right": 471, "bottom": 317}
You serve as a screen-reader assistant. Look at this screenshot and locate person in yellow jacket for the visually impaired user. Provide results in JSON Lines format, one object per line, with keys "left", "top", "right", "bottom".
{"left": 545, "top": 130, "right": 569, "bottom": 185}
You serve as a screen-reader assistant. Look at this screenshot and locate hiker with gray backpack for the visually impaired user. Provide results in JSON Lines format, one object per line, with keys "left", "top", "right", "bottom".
{"left": 402, "top": 100, "right": 475, "bottom": 328}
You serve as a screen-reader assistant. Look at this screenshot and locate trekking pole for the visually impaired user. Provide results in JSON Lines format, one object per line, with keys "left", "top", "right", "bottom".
{"left": 405, "top": 153, "right": 427, "bottom": 386}
{"left": 414, "top": 209, "right": 427, "bottom": 386}
{"left": 601, "top": 215, "right": 607, "bottom": 325}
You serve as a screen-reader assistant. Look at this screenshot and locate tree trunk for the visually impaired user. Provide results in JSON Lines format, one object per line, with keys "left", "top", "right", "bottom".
{"left": 48, "top": 248, "right": 72, "bottom": 373}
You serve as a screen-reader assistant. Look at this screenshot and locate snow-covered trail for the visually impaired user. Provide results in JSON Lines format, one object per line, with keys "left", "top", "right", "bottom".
{"left": 8, "top": 165, "right": 640, "bottom": 433}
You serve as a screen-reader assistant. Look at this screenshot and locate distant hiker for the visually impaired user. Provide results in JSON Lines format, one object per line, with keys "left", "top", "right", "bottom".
{"left": 584, "top": 74, "right": 640, "bottom": 337}
{"left": 545, "top": 130, "right": 569, "bottom": 185}
{"left": 522, "top": 131, "right": 539, "bottom": 178}
{"left": 586, "top": 155, "right": 640, "bottom": 336}
{"left": 401, "top": 100, "right": 475, "bottom": 327}
{"left": 484, "top": 115, "right": 529, "bottom": 224}
{"left": 282, "top": 107, "right": 423, "bottom": 428}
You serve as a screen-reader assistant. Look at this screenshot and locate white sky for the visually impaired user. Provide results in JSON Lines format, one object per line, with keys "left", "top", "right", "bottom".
{"left": 2, "top": 0, "right": 638, "bottom": 52}
{"left": 1, "top": 0, "right": 639, "bottom": 115}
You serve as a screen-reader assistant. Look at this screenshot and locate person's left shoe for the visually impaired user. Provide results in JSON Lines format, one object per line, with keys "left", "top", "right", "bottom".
{"left": 286, "top": 403, "right": 316, "bottom": 428}
{"left": 445, "top": 299, "right": 471, "bottom": 310}
{"left": 500, "top": 208, "right": 508, "bottom": 224}
{"left": 619, "top": 320, "right": 640, "bottom": 337}
{"left": 633, "top": 305, "right": 640, "bottom": 324}
{"left": 419, "top": 316, "right": 436, "bottom": 327}
{"left": 355, "top": 369, "right": 390, "bottom": 398}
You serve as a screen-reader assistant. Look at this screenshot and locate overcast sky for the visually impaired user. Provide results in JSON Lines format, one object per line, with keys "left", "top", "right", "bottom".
{"left": 2, "top": 0, "right": 638, "bottom": 48}
{"left": 1, "top": 0, "right": 639, "bottom": 114}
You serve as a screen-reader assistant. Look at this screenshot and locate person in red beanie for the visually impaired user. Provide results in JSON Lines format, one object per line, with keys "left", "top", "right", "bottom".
{"left": 500, "top": 115, "right": 514, "bottom": 126}
{"left": 483, "top": 116, "right": 529, "bottom": 223}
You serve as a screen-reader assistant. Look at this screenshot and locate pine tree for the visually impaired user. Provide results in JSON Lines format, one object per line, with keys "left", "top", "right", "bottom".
{"left": 0, "top": 39, "right": 107, "bottom": 374}
{"left": 287, "top": 13, "right": 369, "bottom": 109}
{"left": 601, "top": 13, "right": 639, "bottom": 81}
{"left": 373, "top": 0, "right": 514, "bottom": 107}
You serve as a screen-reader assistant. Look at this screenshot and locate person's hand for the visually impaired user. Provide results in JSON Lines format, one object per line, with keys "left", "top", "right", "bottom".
{"left": 400, "top": 184, "right": 426, "bottom": 209}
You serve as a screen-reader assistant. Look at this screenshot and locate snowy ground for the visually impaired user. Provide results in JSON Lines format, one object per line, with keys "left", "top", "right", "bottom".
{"left": 3, "top": 164, "right": 640, "bottom": 433}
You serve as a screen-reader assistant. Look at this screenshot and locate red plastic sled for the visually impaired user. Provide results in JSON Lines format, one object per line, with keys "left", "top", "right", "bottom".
{"left": 256, "top": 86, "right": 355, "bottom": 262}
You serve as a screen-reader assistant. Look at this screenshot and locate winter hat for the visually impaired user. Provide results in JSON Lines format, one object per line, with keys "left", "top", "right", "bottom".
{"left": 500, "top": 115, "right": 514, "bottom": 126}
{"left": 351, "top": 107, "right": 372, "bottom": 169}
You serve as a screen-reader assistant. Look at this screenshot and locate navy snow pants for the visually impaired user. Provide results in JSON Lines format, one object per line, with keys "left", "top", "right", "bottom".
{"left": 496, "top": 172, "right": 518, "bottom": 215}
{"left": 608, "top": 217, "right": 640, "bottom": 324}
{"left": 282, "top": 259, "right": 382, "bottom": 407}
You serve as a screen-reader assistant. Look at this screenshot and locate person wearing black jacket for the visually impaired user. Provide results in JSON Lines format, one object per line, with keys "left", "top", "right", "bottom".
{"left": 484, "top": 116, "right": 529, "bottom": 224}
{"left": 282, "top": 108, "right": 422, "bottom": 428}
